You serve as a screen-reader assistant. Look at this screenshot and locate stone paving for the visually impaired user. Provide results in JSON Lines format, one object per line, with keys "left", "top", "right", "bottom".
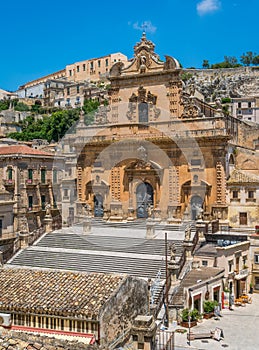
{"left": 173, "top": 292, "right": 259, "bottom": 350}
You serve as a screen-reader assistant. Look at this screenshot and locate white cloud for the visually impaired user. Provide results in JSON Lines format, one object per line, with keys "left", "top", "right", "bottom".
{"left": 197, "top": 0, "right": 221, "bottom": 16}
{"left": 132, "top": 21, "right": 157, "bottom": 34}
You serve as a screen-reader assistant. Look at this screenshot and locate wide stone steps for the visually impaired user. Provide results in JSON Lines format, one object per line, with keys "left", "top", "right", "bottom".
{"left": 88, "top": 219, "right": 187, "bottom": 232}
{"left": 9, "top": 249, "right": 166, "bottom": 280}
{"left": 36, "top": 233, "right": 184, "bottom": 256}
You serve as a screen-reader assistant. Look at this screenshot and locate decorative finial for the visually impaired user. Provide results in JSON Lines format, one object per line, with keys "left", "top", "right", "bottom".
{"left": 141, "top": 23, "right": 147, "bottom": 39}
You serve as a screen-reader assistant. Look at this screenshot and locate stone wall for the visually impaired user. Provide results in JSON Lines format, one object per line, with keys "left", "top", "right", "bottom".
{"left": 99, "top": 276, "right": 148, "bottom": 345}
{"left": 184, "top": 66, "right": 259, "bottom": 100}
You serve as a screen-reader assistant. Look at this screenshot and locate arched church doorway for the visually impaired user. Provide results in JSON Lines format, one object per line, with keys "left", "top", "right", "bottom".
{"left": 190, "top": 195, "right": 203, "bottom": 220}
{"left": 94, "top": 194, "right": 104, "bottom": 217}
{"left": 136, "top": 182, "right": 153, "bottom": 218}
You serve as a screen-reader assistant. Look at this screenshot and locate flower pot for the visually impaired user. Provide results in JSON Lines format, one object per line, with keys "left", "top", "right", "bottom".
{"left": 203, "top": 312, "right": 214, "bottom": 319}
{"left": 180, "top": 320, "right": 197, "bottom": 328}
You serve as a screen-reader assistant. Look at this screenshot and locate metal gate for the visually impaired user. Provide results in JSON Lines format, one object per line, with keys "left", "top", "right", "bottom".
{"left": 155, "top": 330, "right": 174, "bottom": 350}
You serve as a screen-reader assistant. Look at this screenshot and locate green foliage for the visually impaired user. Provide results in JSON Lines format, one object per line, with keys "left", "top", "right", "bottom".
{"left": 252, "top": 55, "right": 259, "bottom": 65}
{"left": 221, "top": 97, "right": 231, "bottom": 104}
{"left": 211, "top": 56, "right": 241, "bottom": 69}
{"left": 0, "top": 99, "right": 10, "bottom": 111}
{"left": 203, "top": 300, "right": 218, "bottom": 313}
{"left": 181, "top": 308, "right": 200, "bottom": 322}
{"left": 8, "top": 109, "right": 80, "bottom": 142}
{"left": 202, "top": 60, "right": 210, "bottom": 69}
{"left": 240, "top": 51, "right": 256, "bottom": 66}
{"left": 14, "top": 102, "right": 30, "bottom": 112}
{"left": 82, "top": 98, "right": 100, "bottom": 125}
{"left": 180, "top": 72, "right": 193, "bottom": 82}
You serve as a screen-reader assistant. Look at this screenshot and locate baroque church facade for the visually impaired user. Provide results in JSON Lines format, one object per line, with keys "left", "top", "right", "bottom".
{"left": 57, "top": 33, "right": 259, "bottom": 227}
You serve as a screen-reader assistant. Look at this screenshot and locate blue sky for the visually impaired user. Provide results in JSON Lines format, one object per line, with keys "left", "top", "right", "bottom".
{"left": 1, "top": 0, "right": 258, "bottom": 91}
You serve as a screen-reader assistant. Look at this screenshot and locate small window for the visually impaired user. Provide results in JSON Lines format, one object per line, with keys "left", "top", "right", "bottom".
{"left": 77, "top": 85, "right": 80, "bottom": 94}
{"left": 90, "top": 61, "right": 94, "bottom": 70}
{"left": 232, "top": 190, "right": 238, "bottom": 199}
{"left": 239, "top": 212, "right": 247, "bottom": 225}
{"left": 228, "top": 260, "right": 233, "bottom": 272}
{"left": 105, "top": 58, "right": 109, "bottom": 67}
{"left": 193, "top": 175, "right": 198, "bottom": 183}
{"left": 254, "top": 254, "right": 259, "bottom": 264}
{"left": 41, "top": 195, "right": 46, "bottom": 210}
{"left": 191, "top": 159, "right": 201, "bottom": 166}
{"left": 7, "top": 168, "right": 13, "bottom": 180}
{"left": 248, "top": 102, "right": 252, "bottom": 108}
{"left": 28, "top": 195, "right": 33, "bottom": 210}
{"left": 77, "top": 65, "right": 80, "bottom": 72}
{"left": 41, "top": 169, "right": 46, "bottom": 183}
{"left": 69, "top": 70, "right": 72, "bottom": 76}
{"left": 67, "top": 87, "right": 70, "bottom": 95}
{"left": 28, "top": 169, "right": 33, "bottom": 180}
{"left": 98, "top": 60, "right": 101, "bottom": 68}
{"left": 202, "top": 260, "right": 208, "bottom": 266}
{"left": 248, "top": 190, "right": 254, "bottom": 199}
{"left": 238, "top": 102, "right": 242, "bottom": 108}
{"left": 83, "top": 64, "right": 86, "bottom": 71}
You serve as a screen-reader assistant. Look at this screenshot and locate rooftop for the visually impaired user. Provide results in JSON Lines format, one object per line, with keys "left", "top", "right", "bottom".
{"left": 0, "top": 145, "right": 53, "bottom": 157}
{"left": 0, "top": 268, "right": 125, "bottom": 318}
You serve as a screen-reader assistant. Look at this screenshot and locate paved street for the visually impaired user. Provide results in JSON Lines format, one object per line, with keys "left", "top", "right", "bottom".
{"left": 173, "top": 292, "right": 259, "bottom": 350}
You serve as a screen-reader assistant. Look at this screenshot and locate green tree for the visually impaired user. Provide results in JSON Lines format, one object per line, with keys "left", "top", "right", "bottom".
{"left": 240, "top": 51, "right": 255, "bottom": 66}
{"left": 252, "top": 55, "right": 259, "bottom": 65}
{"left": 8, "top": 109, "right": 80, "bottom": 142}
{"left": 0, "top": 99, "right": 10, "bottom": 111}
{"left": 14, "top": 102, "right": 30, "bottom": 112}
{"left": 82, "top": 98, "right": 100, "bottom": 125}
{"left": 211, "top": 56, "right": 241, "bottom": 69}
{"left": 202, "top": 60, "right": 210, "bottom": 69}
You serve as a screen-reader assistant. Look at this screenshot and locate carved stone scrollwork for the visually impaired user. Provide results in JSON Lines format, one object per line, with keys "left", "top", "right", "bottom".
{"left": 109, "top": 62, "right": 124, "bottom": 77}
{"left": 95, "top": 106, "right": 108, "bottom": 125}
{"left": 126, "top": 102, "right": 137, "bottom": 121}
{"left": 127, "top": 86, "right": 160, "bottom": 121}
{"left": 164, "top": 55, "right": 178, "bottom": 70}
{"left": 180, "top": 91, "right": 202, "bottom": 119}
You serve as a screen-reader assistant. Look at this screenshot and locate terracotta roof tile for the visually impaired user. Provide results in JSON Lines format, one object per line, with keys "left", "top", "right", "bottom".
{"left": 0, "top": 145, "right": 53, "bottom": 156}
{"left": 0, "top": 268, "right": 125, "bottom": 318}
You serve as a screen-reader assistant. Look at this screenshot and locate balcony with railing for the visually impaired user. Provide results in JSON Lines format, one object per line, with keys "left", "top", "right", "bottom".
{"left": 3, "top": 179, "right": 15, "bottom": 187}
{"left": 26, "top": 179, "right": 38, "bottom": 186}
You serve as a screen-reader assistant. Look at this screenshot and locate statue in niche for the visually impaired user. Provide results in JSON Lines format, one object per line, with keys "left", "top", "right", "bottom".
{"left": 185, "top": 226, "right": 191, "bottom": 241}
{"left": 137, "top": 145, "right": 148, "bottom": 162}
{"left": 45, "top": 203, "right": 51, "bottom": 216}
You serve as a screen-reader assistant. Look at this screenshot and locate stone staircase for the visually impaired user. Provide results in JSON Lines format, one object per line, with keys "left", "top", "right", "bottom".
{"left": 9, "top": 248, "right": 167, "bottom": 279}
{"left": 35, "top": 232, "right": 184, "bottom": 256}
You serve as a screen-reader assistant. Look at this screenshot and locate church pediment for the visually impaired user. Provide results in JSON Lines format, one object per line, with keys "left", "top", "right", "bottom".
{"left": 110, "top": 32, "right": 180, "bottom": 77}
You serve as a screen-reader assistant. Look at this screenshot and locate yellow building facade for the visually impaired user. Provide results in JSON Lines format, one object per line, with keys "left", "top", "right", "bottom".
{"left": 59, "top": 34, "right": 259, "bottom": 226}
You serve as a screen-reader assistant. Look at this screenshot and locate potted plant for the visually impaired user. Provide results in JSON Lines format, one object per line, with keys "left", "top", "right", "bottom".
{"left": 203, "top": 300, "right": 218, "bottom": 319}
{"left": 180, "top": 308, "right": 199, "bottom": 328}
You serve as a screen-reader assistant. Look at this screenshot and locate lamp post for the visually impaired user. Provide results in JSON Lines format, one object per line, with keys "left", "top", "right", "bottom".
{"left": 188, "top": 312, "right": 191, "bottom": 346}
{"left": 164, "top": 232, "right": 169, "bottom": 327}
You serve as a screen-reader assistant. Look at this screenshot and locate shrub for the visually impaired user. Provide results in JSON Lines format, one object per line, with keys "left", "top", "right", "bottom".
{"left": 203, "top": 300, "right": 218, "bottom": 313}
{"left": 181, "top": 308, "right": 200, "bottom": 322}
